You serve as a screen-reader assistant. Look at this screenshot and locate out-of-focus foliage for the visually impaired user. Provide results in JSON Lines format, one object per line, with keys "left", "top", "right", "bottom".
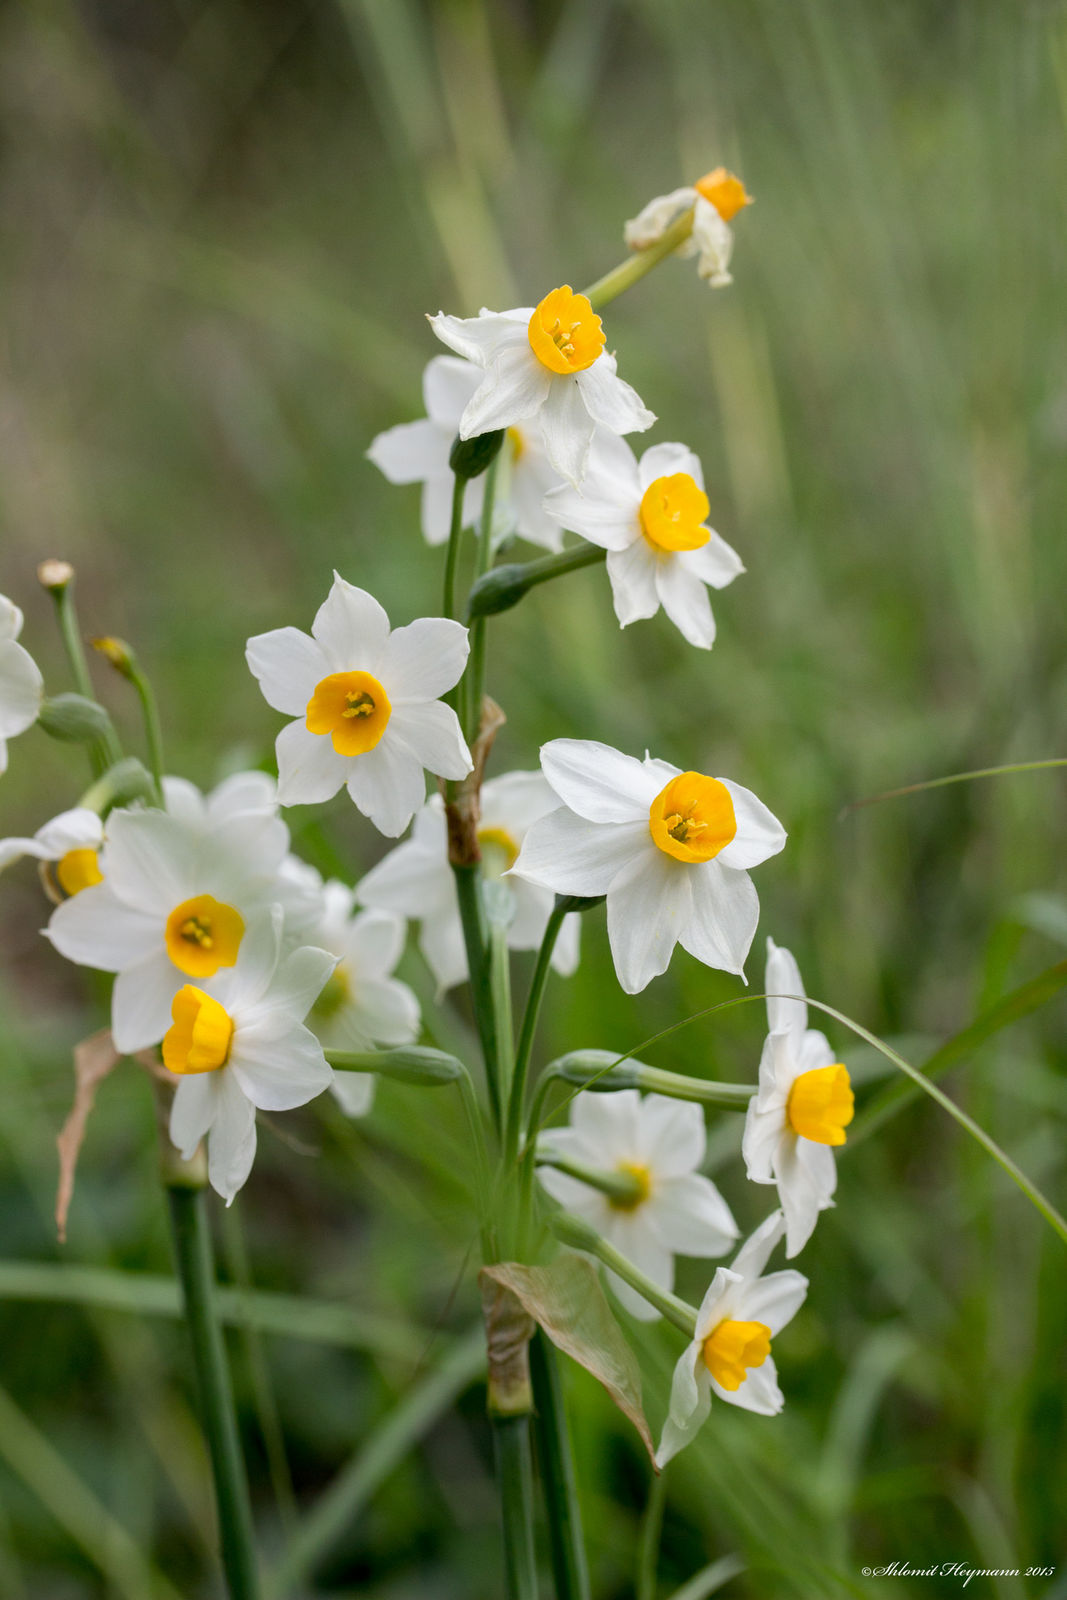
{"left": 1, "top": 0, "right": 1065, "bottom": 1594}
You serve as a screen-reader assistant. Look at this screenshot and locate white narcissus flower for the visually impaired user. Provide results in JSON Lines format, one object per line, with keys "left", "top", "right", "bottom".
{"left": 429, "top": 286, "right": 655, "bottom": 487}
{"left": 165, "top": 909, "right": 335, "bottom": 1203}
{"left": 544, "top": 433, "right": 743, "bottom": 649}
{"left": 0, "top": 594, "right": 44, "bottom": 776}
{"left": 246, "top": 574, "right": 472, "bottom": 837}
{"left": 624, "top": 167, "right": 752, "bottom": 288}
{"left": 656, "top": 1211, "right": 808, "bottom": 1467}
{"left": 357, "top": 772, "right": 580, "bottom": 993}
{"left": 47, "top": 797, "right": 309, "bottom": 1053}
{"left": 537, "top": 1087, "right": 737, "bottom": 1321}
{"left": 511, "top": 740, "right": 785, "bottom": 994}
{"left": 0, "top": 807, "right": 104, "bottom": 896}
{"left": 303, "top": 876, "right": 420, "bottom": 1118}
{"left": 742, "top": 939, "right": 854, "bottom": 1257}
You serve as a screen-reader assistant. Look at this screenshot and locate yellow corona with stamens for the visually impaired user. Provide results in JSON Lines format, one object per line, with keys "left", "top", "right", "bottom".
{"left": 527, "top": 287, "right": 605, "bottom": 375}
{"left": 56, "top": 848, "right": 104, "bottom": 897}
{"left": 787, "top": 1063, "right": 854, "bottom": 1145}
{"left": 701, "top": 1319, "right": 772, "bottom": 1391}
{"left": 164, "top": 894, "right": 245, "bottom": 979}
{"left": 640, "top": 474, "right": 713, "bottom": 554}
{"left": 163, "top": 985, "right": 235, "bottom": 1075}
{"left": 649, "top": 772, "right": 738, "bottom": 864}
{"left": 306, "top": 670, "right": 392, "bottom": 756}
{"left": 693, "top": 167, "right": 752, "bottom": 222}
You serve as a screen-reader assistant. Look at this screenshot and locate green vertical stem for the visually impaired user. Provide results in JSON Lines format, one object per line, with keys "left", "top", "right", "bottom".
{"left": 166, "top": 1183, "right": 261, "bottom": 1600}
{"left": 581, "top": 207, "right": 696, "bottom": 311}
{"left": 48, "top": 580, "right": 121, "bottom": 775}
{"left": 489, "top": 915, "right": 516, "bottom": 1117}
{"left": 127, "top": 658, "right": 166, "bottom": 804}
{"left": 636, "top": 1469, "right": 668, "bottom": 1600}
{"left": 443, "top": 472, "right": 467, "bottom": 621}
{"left": 529, "top": 1331, "right": 590, "bottom": 1600}
{"left": 453, "top": 862, "right": 503, "bottom": 1134}
{"left": 492, "top": 1414, "right": 539, "bottom": 1600}
{"left": 505, "top": 901, "right": 567, "bottom": 1167}
{"left": 463, "top": 455, "right": 500, "bottom": 743}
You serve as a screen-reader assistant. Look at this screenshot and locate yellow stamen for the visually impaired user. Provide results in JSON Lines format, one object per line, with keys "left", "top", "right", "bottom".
{"left": 528, "top": 286, "right": 605, "bottom": 375}
{"left": 649, "top": 772, "right": 737, "bottom": 864}
{"left": 701, "top": 1319, "right": 772, "bottom": 1391}
{"left": 306, "top": 670, "right": 392, "bottom": 757}
{"left": 608, "top": 1161, "right": 652, "bottom": 1212}
{"left": 787, "top": 1064, "right": 854, "bottom": 1145}
{"left": 693, "top": 167, "right": 752, "bottom": 222}
{"left": 164, "top": 895, "right": 245, "bottom": 979}
{"left": 477, "top": 825, "right": 520, "bottom": 877}
{"left": 639, "top": 473, "right": 711, "bottom": 553}
{"left": 56, "top": 848, "right": 104, "bottom": 898}
{"left": 163, "top": 985, "right": 235, "bottom": 1075}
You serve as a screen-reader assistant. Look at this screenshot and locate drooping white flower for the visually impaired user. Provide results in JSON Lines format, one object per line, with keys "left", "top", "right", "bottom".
{"left": 0, "top": 595, "right": 44, "bottom": 776}
{"left": 0, "top": 807, "right": 104, "bottom": 896}
{"left": 47, "top": 797, "right": 311, "bottom": 1053}
{"left": 429, "top": 287, "right": 655, "bottom": 487}
{"left": 544, "top": 433, "right": 743, "bottom": 649}
{"left": 624, "top": 168, "right": 752, "bottom": 288}
{"left": 246, "top": 574, "right": 472, "bottom": 837}
{"left": 656, "top": 1211, "right": 807, "bottom": 1466}
{"left": 165, "top": 908, "right": 335, "bottom": 1203}
{"left": 302, "top": 875, "right": 420, "bottom": 1118}
{"left": 358, "top": 772, "right": 580, "bottom": 993}
{"left": 742, "top": 939, "right": 853, "bottom": 1257}
{"left": 511, "top": 740, "right": 785, "bottom": 994}
{"left": 538, "top": 1087, "right": 737, "bottom": 1321}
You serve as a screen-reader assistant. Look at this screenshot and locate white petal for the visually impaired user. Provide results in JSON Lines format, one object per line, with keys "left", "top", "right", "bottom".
{"left": 331, "top": 1071, "right": 376, "bottom": 1117}
{"left": 0, "top": 595, "right": 24, "bottom": 642}
{"left": 343, "top": 906, "right": 406, "bottom": 977}
{"left": 459, "top": 346, "right": 553, "bottom": 439}
{"left": 682, "top": 532, "right": 745, "bottom": 590}
{"left": 569, "top": 1088, "right": 643, "bottom": 1163}
{"left": 262, "top": 945, "right": 336, "bottom": 1022}
{"left": 219, "top": 908, "right": 284, "bottom": 1013}
{"left": 418, "top": 475, "right": 454, "bottom": 546}
{"left": 691, "top": 199, "right": 734, "bottom": 287}
{"left": 207, "top": 771, "right": 279, "bottom": 820}
{"left": 741, "top": 1098, "right": 786, "bottom": 1185}
{"left": 510, "top": 809, "right": 646, "bottom": 897}
{"left": 575, "top": 353, "right": 655, "bottom": 436}
{"left": 538, "top": 376, "right": 595, "bottom": 486}
{"left": 637, "top": 441, "right": 704, "bottom": 491}
{"left": 205, "top": 811, "right": 289, "bottom": 882}
{"left": 229, "top": 1020, "right": 333, "bottom": 1110}
{"left": 349, "top": 975, "right": 420, "bottom": 1045}
{"left": 345, "top": 738, "right": 427, "bottom": 837}
{"left": 358, "top": 824, "right": 451, "bottom": 918}
{"left": 737, "top": 1268, "right": 808, "bottom": 1335}
{"left": 650, "top": 1173, "right": 738, "bottom": 1258}
{"left": 311, "top": 576, "right": 391, "bottom": 672}
{"left": 429, "top": 309, "right": 530, "bottom": 366}
{"left": 656, "top": 1352, "right": 711, "bottom": 1468}
{"left": 542, "top": 490, "right": 635, "bottom": 551}
{"left": 245, "top": 628, "right": 328, "bottom": 717}
{"left": 47, "top": 884, "right": 159, "bottom": 972}
{"left": 169, "top": 1074, "right": 218, "bottom": 1159}
{"left": 480, "top": 770, "right": 558, "bottom": 834}
{"left": 602, "top": 1209, "right": 673, "bottom": 1321}
{"left": 712, "top": 1355, "right": 782, "bottom": 1415}
{"left": 551, "top": 912, "right": 581, "bottom": 975}
{"left": 423, "top": 353, "right": 482, "bottom": 423}
{"left": 418, "top": 912, "right": 469, "bottom": 992}
{"left": 730, "top": 1210, "right": 787, "bottom": 1281}
{"left": 797, "top": 1028, "right": 837, "bottom": 1074}
{"left": 775, "top": 1138, "right": 835, "bottom": 1258}
{"left": 22, "top": 808, "right": 103, "bottom": 862}
{"left": 635, "top": 1095, "right": 706, "bottom": 1177}
{"left": 206, "top": 1073, "right": 258, "bottom": 1203}
{"left": 378, "top": 617, "right": 470, "bottom": 702}
{"left": 680, "top": 860, "right": 758, "bottom": 977}
{"left": 692, "top": 1266, "right": 738, "bottom": 1341}
{"left": 716, "top": 781, "right": 786, "bottom": 871}
{"left": 624, "top": 188, "right": 696, "bottom": 250}
{"left": 112, "top": 952, "right": 182, "bottom": 1052}
{"left": 366, "top": 418, "right": 448, "bottom": 485}
{"left": 388, "top": 700, "right": 472, "bottom": 781}
{"left": 765, "top": 939, "right": 807, "bottom": 1038}
{"left": 0, "top": 640, "right": 44, "bottom": 737}
{"left": 274, "top": 721, "right": 348, "bottom": 806}
{"left": 161, "top": 777, "right": 206, "bottom": 822}
{"left": 654, "top": 559, "right": 716, "bottom": 649}
{"left": 103, "top": 810, "right": 195, "bottom": 913}
{"left": 607, "top": 850, "right": 690, "bottom": 994}
{"left": 606, "top": 543, "right": 661, "bottom": 626}
{"left": 540, "top": 738, "right": 657, "bottom": 823}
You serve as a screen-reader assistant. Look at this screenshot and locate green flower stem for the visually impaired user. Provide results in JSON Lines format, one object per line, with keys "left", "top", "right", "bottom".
{"left": 636, "top": 1468, "right": 668, "bottom": 1600}
{"left": 462, "top": 454, "right": 500, "bottom": 744}
{"left": 505, "top": 899, "right": 567, "bottom": 1168}
{"left": 466, "top": 542, "right": 607, "bottom": 620}
{"left": 549, "top": 1212, "right": 697, "bottom": 1335}
{"left": 166, "top": 1183, "right": 261, "bottom": 1600}
{"left": 443, "top": 472, "right": 466, "bottom": 621}
{"left": 490, "top": 915, "right": 516, "bottom": 1115}
{"left": 492, "top": 1413, "right": 539, "bottom": 1600}
{"left": 529, "top": 1330, "right": 590, "bottom": 1600}
{"left": 126, "top": 656, "right": 166, "bottom": 803}
{"left": 582, "top": 206, "right": 696, "bottom": 311}
{"left": 47, "top": 579, "right": 120, "bottom": 775}
{"left": 453, "top": 862, "right": 505, "bottom": 1135}
{"left": 534, "top": 1152, "right": 646, "bottom": 1208}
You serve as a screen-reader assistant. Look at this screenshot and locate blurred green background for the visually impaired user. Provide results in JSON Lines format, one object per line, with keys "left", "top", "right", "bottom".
{"left": 1, "top": 0, "right": 1066, "bottom": 1594}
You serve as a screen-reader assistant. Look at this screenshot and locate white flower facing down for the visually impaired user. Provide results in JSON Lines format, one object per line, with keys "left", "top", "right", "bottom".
{"left": 357, "top": 772, "right": 580, "bottom": 993}
{"left": 304, "top": 876, "right": 420, "bottom": 1117}
{"left": 624, "top": 168, "right": 753, "bottom": 289}
{"left": 511, "top": 740, "right": 785, "bottom": 994}
{"left": 0, "top": 595, "right": 44, "bottom": 776}
{"left": 165, "top": 909, "right": 335, "bottom": 1203}
{"left": 544, "top": 433, "right": 743, "bottom": 649}
{"left": 246, "top": 574, "right": 472, "bottom": 837}
{"left": 0, "top": 807, "right": 104, "bottom": 897}
{"left": 367, "top": 356, "right": 566, "bottom": 553}
{"left": 742, "top": 939, "right": 854, "bottom": 1257}
{"left": 538, "top": 1087, "right": 737, "bottom": 1321}
{"left": 656, "top": 1210, "right": 808, "bottom": 1467}
{"left": 47, "top": 788, "right": 311, "bottom": 1053}
{"left": 429, "top": 286, "right": 655, "bottom": 488}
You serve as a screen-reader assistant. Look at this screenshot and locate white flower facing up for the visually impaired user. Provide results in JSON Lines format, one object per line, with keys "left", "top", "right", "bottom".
{"left": 47, "top": 794, "right": 309, "bottom": 1053}
{"left": 358, "top": 772, "right": 580, "bottom": 993}
{"left": 656, "top": 1210, "right": 808, "bottom": 1467}
{"left": 537, "top": 1087, "right": 737, "bottom": 1321}
{"left": 165, "top": 909, "right": 335, "bottom": 1203}
{"left": 304, "top": 876, "right": 420, "bottom": 1118}
{"left": 246, "top": 574, "right": 472, "bottom": 837}
{"left": 742, "top": 939, "right": 854, "bottom": 1257}
{"left": 624, "top": 167, "right": 753, "bottom": 289}
{"left": 429, "top": 286, "right": 655, "bottom": 487}
{"left": 367, "top": 356, "right": 566, "bottom": 553}
{"left": 0, "top": 807, "right": 104, "bottom": 897}
{"left": 0, "top": 594, "right": 44, "bottom": 776}
{"left": 544, "top": 433, "right": 743, "bottom": 649}
{"left": 511, "top": 740, "right": 786, "bottom": 994}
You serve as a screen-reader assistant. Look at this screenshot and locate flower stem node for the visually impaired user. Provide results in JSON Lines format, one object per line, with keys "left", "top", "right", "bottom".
{"left": 449, "top": 428, "right": 506, "bottom": 481}
{"left": 37, "top": 694, "right": 116, "bottom": 745}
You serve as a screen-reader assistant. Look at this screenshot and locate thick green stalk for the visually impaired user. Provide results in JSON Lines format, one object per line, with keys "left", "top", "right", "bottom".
{"left": 506, "top": 900, "right": 567, "bottom": 1166}
{"left": 46, "top": 576, "right": 121, "bottom": 774}
{"left": 636, "top": 1469, "right": 668, "bottom": 1600}
{"left": 529, "top": 1331, "right": 590, "bottom": 1600}
{"left": 443, "top": 472, "right": 466, "bottom": 621}
{"left": 463, "top": 455, "right": 500, "bottom": 744}
{"left": 453, "top": 862, "right": 504, "bottom": 1133}
{"left": 582, "top": 206, "right": 696, "bottom": 310}
{"left": 166, "top": 1183, "right": 261, "bottom": 1600}
{"left": 493, "top": 1414, "right": 539, "bottom": 1600}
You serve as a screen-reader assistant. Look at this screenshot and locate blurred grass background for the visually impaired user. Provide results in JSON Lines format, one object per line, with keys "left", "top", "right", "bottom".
{"left": 1, "top": 0, "right": 1066, "bottom": 1594}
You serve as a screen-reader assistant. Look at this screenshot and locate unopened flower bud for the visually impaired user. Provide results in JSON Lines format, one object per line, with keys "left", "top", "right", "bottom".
{"left": 449, "top": 428, "right": 505, "bottom": 481}
{"left": 91, "top": 636, "right": 136, "bottom": 680}
{"left": 37, "top": 559, "right": 75, "bottom": 594}
{"left": 37, "top": 693, "right": 115, "bottom": 745}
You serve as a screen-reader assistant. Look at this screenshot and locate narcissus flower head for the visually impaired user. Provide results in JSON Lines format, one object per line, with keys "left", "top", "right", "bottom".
{"left": 246, "top": 575, "right": 473, "bottom": 838}
{"left": 538, "top": 1087, "right": 737, "bottom": 1320}
{"left": 358, "top": 772, "right": 581, "bottom": 993}
{"left": 429, "top": 290, "right": 655, "bottom": 488}
{"left": 0, "top": 595, "right": 44, "bottom": 776}
{"left": 0, "top": 807, "right": 105, "bottom": 898}
{"left": 624, "top": 168, "right": 753, "bottom": 289}
{"left": 742, "top": 939, "right": 854, "bottom": 1256}
{"left": 543, "top": 433, "right": 743, "bottom": 650}
{"left": 510, "top": 740, "right": 785, "bottom": 994}
{"left": 656, "top": 1210, "right": 807, "bottom": 1466}
{"left": 165, "top": 908, "right": 335, "bottom": 1203}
